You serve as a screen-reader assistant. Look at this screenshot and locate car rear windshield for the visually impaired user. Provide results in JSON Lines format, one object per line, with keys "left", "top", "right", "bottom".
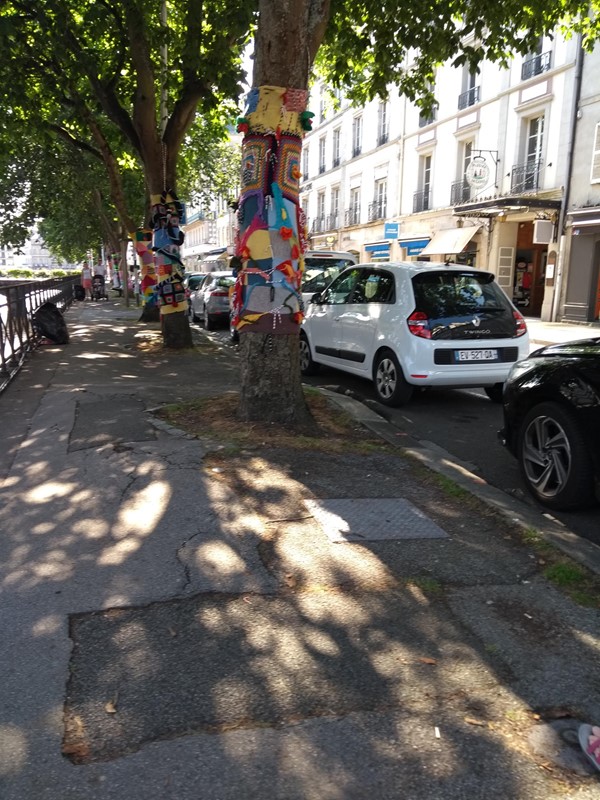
{"left": 304, "top": 256, "right": 355, "bottom": 271}
{"left": 210, "top": 277, "right": 235, "bottom": 289}
{"left": 412, "top": 271, "right": 512, "bottom": 318}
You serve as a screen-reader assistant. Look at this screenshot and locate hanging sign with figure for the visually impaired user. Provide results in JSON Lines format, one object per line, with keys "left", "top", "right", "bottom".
{"left": 465, "top": 156, "right": 490, "bottom": 189}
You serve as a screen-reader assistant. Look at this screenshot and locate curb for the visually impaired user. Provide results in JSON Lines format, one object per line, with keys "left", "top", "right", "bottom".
{"left": 319, "top": 387, "right": 600, "bottom": 578}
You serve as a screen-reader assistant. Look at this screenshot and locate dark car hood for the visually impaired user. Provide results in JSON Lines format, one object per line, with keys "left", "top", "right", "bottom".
{"left": 530, "top": 337, "right": 600, "bottom": 359}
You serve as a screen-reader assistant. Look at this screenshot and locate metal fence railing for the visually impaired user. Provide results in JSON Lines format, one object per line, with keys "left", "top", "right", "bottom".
{"left": 0, "top": 276, "right": 79, "bottom": 393}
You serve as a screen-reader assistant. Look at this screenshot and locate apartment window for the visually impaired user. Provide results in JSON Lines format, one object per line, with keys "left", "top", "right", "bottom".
{"left": 414, "top": 154, "right": 432, "bottom": 212}
{"left": 418, "top": 78, "right": 437, "bottom": 127}
{"left": 370, "top": 179, "right": 387, "bottom": 221}
{"left": 458, "top": 69, "right": 480, "bottom": 110}
{"left": 377, "top": 102, "right": 389, "bottom": 145}
{"left": 512, "top": 115, "right": 544, "bottom": 192}
{"left": 451, "top": 142, "right": 473, "bottom": 204}
{"left": 302, "top": 145, "right": 309, "bottom": 180}
{"left": 591, "top": 123, "right": 600, "bottom": 184}
{"left": 332, "top": 128, "right": 341, "bottom": 167}
{"left": 319, "top": 95, "right": 326, "bottom": 123}
{"left": 347, "top": 187, "right": 361, "bottom": 225}
{"left": 319, "top": 136, "right": 326, "bottom": 174}
{"left": 352, "top": 116, "right": 362, "bottom": 157}
{"left": 521, "top": 38, "right": 552, "bottom": 81}
{"left": 330, "top": 186, "right": 340, "bottom": 228}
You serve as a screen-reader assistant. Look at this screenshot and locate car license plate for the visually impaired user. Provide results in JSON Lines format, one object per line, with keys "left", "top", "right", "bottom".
{"left": 455, "top": 349, "right": 499, "bottom": 362}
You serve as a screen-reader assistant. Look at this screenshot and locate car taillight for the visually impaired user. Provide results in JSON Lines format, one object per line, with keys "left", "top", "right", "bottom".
{"left": 407, "top": 310, "right": 431, "bottom": 339}
{"left": 211, "top": 291, "right": 228, "bottom": 297}
{"left": 513, "top": 310, "right": 527, "bottom": 337}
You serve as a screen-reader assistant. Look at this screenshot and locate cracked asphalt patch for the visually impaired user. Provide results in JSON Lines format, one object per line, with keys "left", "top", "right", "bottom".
{"left": 64, "top": 588, "right": 501, "bottom": 763}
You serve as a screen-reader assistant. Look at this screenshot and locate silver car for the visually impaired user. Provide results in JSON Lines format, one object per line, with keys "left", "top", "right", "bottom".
{"left": 189, "top": 271, "right": 235, "bottom": 330}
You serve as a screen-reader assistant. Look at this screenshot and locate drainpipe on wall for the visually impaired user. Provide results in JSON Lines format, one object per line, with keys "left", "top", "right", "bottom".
{"left": 551, "top": 34, "right": 584, "bottom": 321}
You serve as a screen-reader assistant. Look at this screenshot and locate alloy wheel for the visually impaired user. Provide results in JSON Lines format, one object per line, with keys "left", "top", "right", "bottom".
{"left": 521, "top": 414, "right": 572, "bottom": 499}
{"left": 375, "top": 357, "right": 397, "bottom": 400}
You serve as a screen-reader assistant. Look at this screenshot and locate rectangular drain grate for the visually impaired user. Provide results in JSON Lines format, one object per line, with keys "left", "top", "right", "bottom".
{"left": 304, "top": 498, "right": 449, "bottom": 542}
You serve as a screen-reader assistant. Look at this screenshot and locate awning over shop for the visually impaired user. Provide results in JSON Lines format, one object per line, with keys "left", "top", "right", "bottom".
{"left": 419, "top": 226, "right": 480, "bottom": 256}
{"left": 365, "top": 241, "right": 390, "bottom": 258}
{"left": 399, "top": 238, "right": 430, "bottom": 256}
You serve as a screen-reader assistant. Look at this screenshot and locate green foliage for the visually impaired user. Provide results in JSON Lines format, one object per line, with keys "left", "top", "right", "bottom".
{"left": 317, "top": 0, "right": 600, "bottom": 111}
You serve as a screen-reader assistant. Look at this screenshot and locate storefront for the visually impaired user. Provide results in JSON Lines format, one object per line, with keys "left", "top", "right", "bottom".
{"left": 563, "top": 207, "right": 600, "bottom": 322}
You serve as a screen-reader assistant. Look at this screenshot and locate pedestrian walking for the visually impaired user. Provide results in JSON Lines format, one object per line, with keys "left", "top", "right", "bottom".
{"left": 81, "top": 261, "right": 92, "bottom": 300}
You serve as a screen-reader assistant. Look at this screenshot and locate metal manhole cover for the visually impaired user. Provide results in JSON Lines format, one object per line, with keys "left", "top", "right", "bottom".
{"left": 304, "top": 498, "right": 449, "bottom": 542}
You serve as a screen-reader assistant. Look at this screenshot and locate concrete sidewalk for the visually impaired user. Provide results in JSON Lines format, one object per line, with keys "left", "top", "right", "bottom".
{"left": 1, "top": 300, "right": 599, "bottom": 800}
{"left": 526, "top": 317, "right": 600, "bottom": 348}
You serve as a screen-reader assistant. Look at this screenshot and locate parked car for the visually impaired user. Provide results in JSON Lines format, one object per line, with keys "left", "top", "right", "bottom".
{"left": 183, "top": 273, "right": 207, "bottom": 310}
{"left": 189, "top": 271, "right": 235, "bottom": 330}
{"left": 300, "top": 261, "right": 529, "bottom": 406}
{"left": 301, "top": 250, "right": 357, "bottom": 304}
{"left": 500, "top": 338, "right": 600, "bottom": 510}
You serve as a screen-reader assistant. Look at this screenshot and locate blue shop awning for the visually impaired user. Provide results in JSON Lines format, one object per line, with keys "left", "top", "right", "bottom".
{"left": 365, "top": 241, "right": 390, "bottom": 257}
{"left": 399, "top": 238, "right": 430, "bottom": 256}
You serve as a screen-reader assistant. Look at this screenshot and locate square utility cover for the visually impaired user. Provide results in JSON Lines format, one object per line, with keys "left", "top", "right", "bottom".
{"left": 304, "top": 498, "right": 449, "bottom": 542}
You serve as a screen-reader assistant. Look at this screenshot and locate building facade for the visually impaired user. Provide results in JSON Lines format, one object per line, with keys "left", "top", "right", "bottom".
{"left": 301, "top": 32, "right": 589, "bottom": 320}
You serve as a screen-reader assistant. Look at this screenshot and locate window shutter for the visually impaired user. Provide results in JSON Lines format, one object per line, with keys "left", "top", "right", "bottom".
{"left": 591, "top": 122, "right": 600, "bottom": 184}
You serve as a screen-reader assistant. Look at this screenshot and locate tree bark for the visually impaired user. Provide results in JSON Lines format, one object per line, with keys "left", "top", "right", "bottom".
{"left": 238, "top": 332, "right": 312, "bottom": 425}
{"left": 235, "top": 0, "right": 332, "bottom": 424}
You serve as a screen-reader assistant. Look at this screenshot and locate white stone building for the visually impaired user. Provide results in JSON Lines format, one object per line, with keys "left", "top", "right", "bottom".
{"left": 301, "top": 32, "right": 587, "bottom": 320}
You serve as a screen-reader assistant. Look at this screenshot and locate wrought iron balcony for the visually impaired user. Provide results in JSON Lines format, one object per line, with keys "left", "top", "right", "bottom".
{"left": 319, "top": 162, "right": 326, "bottom": 175}
{"left": 311, "top": 215, "right": 327, "bottom": 234}
{"left": 458, "top": 85, "right": 480, "bottom": 110}
{"left": 377, "top": 131, "right": 389, "bottom": 146}
{"left": 368, "top": 200, "right": 387, "bottom": 222}
{"left": 352, "top": 145, "right": 362, "bottom": 158}
{"left": 345, "top": 207, "right": 361, "bottom": 226}
{"left": 327, "top": 214, "right": 339, "bottom": 230}
{"left": 332, "top": 156, "right": 341, "bottom": 168}
{"left": 413, "top": 190, "right": 431, "bottom": 213}
{"left": 511, "top": 160, "right": 541, "bottom": 193}
{"left": 450, "top": 180, "right": 471, "bottom": 205}
{"left": 521, "top": 51, "right": 552, "bottom": 81}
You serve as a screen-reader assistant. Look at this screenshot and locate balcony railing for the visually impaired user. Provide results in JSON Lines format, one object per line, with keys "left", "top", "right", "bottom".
{"left": 377, "top": 131, "right": 389, "bottom": 146}
{"left": 450, "top": 180, "right": 471, "bottom": 205}
{"left": 319, "top": 162, "right": 326, "bottom": 175}
{"left": 511, "top": 160, "right": 541, "bottom": 193}
{"left": 352, "top": 145, "right": 362, "bottom": 158}
{"left": 413, "top": 190, "right": 431, "bottom": 213}
{"left": 458, "top": 85, "right": 480, "bottom": 110}
{"left": 345, "top": 207, "right": 361, "bottom": 226}
{"left": 311, "top": 216, "right": 327, "bottom": 234}
{"left": 368, "top": 200, "right": 387, "bottom": 222}
{"left": 332, "top": 155, "right": 341, "bottom": 168}
{"left": 521, "top": 51, "right": 552, "bottom": 81}
{"left": 327, "top": 213, "right": 339, "bottom": 230}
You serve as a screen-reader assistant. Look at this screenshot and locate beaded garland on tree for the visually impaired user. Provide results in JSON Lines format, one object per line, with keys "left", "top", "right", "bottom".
{"left": 231, "top": 85, "right": 313, "bottom": 335}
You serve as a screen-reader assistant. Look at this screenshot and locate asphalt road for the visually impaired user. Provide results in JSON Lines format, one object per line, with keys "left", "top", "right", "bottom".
{"left": 205, "top": 323, "right": 600, "bottom": 547}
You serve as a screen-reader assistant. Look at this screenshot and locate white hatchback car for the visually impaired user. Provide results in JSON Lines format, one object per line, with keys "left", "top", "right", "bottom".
{"left": 300, "top": 261, "right": 529, "bottom": 406}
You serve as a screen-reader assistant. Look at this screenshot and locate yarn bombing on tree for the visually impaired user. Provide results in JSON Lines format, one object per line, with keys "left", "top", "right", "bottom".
{"left": 150, "top": 190, "right": 187, "bottom": 316}
{"left": 231, "top": 85, "right": 310, "bottom": 335}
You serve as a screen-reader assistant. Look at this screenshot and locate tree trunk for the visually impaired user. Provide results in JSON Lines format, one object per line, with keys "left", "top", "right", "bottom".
{"left": 234, "top": 0, "right": 331, "bottom": 424}
{"left": 238, "top": 332, "right": 312, "bottom": 425}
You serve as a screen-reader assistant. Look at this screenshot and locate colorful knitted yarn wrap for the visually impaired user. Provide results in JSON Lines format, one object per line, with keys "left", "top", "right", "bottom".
{"left": 232, "top": 85, "right": 310, "bottom": 335}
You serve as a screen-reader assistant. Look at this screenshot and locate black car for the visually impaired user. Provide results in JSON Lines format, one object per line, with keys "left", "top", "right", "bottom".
{"left": 500, "top": 338, "right": 600, "bottom": 510}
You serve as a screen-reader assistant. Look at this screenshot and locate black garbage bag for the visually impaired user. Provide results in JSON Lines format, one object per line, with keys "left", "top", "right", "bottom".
{"left": 32, "top": 302, "right": 70, "bottom": 344}
{"left": 74, "top": 285, "right": 85, "bottom": 301}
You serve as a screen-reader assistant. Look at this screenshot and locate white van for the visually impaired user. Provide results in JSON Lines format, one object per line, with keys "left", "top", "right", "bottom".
{"left": 302, "top": 250, "right": 357, "bottom": 303}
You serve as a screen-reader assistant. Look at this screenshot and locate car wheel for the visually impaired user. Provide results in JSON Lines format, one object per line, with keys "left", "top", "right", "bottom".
{"left": 373, "top": 349, "right": 413, "bottom": 407}
{"left": 299, "top": 333, "right": 319, "bottom": 375}
{"left": 204, "top": 308, "right": 215, "bottom": 331}
{"left": 518, "top": 401, "right": 595, "bottom": 510}
{"left": 190, "top": 306, "right": 200, "bottom": 323}
{"left": 484, "top": 383, "right": 504, "bottom": 403}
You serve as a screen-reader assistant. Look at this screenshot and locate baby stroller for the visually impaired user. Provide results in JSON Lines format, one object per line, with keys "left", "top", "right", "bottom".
{"left": 91, "top": 274, "right": 108, "bottom": 301}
